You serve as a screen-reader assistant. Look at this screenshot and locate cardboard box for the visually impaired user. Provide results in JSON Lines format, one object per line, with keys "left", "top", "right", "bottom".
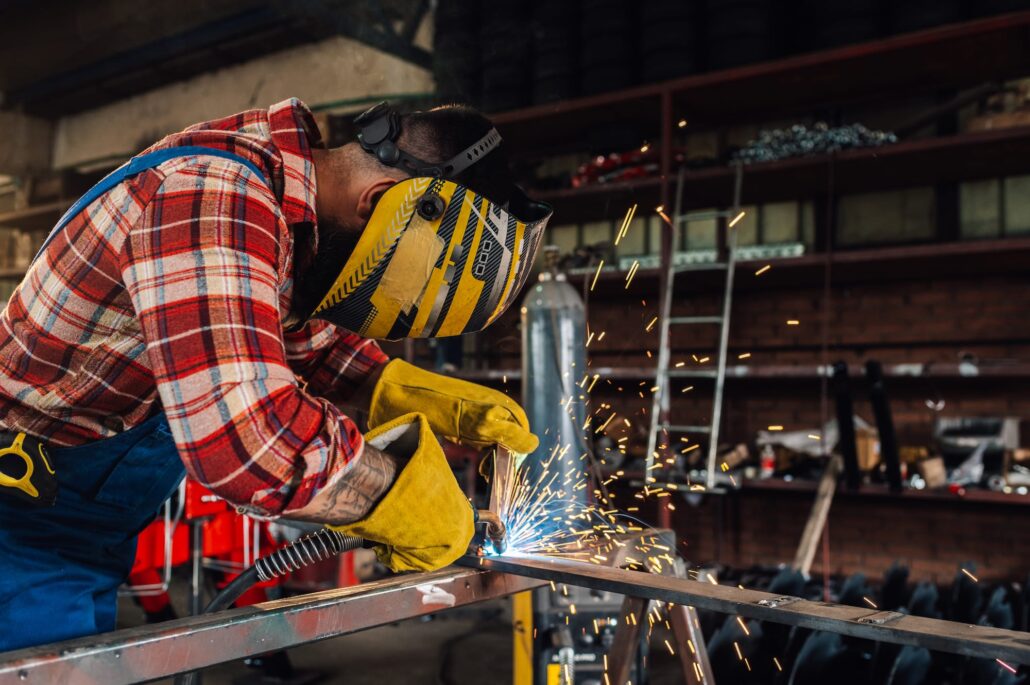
{"left": 855, "top": 426, "right": 880, "bottom": 471}
{"left": 917, "top": 456, "right": 947, "bottom": 489}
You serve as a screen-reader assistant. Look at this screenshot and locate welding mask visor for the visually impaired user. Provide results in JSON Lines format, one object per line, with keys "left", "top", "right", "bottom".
{"left": 309, "top": 177, "right": 551, "bottom": 339}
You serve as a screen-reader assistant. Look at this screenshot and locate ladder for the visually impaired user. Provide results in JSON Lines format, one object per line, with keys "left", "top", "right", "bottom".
{"left": 645, "top": 161, "right": 744, "bottom": 490}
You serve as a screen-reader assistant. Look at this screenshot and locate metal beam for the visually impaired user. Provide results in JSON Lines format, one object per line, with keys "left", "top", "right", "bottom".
{"left": 0, "top": 567, "right": 545, "bottom": 685}
{"left": 462, "top": 555, "right": 1030, "bottom": 665}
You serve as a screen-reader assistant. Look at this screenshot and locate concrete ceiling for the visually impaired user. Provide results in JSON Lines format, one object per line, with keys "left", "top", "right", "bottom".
{"left": 0, "top": 0, "right": 430, "bottom": 118}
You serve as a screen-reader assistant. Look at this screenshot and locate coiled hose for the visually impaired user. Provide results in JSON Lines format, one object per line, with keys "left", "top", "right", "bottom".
{"left": 174, "top": 528, "right": 364, "bottom": 685}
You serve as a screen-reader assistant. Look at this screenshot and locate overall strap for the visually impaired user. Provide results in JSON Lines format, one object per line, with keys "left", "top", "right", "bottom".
{"left": 33, "top": 146, "right": 268, "bottom": 264}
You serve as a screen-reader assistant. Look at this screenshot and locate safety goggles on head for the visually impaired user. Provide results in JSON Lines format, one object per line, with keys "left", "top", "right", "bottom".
{"left": 309, "top": 103, "right": 552, "bottom": 340}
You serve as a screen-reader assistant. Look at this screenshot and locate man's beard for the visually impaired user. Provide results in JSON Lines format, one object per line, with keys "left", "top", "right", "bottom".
{"left": 293, "top": 218, "right": 363, "bottom": 321}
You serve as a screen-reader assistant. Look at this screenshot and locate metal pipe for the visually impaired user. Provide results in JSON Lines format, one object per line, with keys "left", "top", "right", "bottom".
{"left": 462, "top": 555, "right": 1030, "bottom": 665}
{"left": 0, "top": 568, "right": 545, "bottom": 685}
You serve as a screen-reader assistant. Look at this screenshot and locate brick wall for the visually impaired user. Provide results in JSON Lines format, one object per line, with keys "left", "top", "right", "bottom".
{"left": 661, "top": 485, "right": 1030, "bottom": 584}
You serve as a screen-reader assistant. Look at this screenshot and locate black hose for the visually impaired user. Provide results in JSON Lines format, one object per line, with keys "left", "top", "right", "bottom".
{"left": 174, "top": 529, "right": 365, "bottom": 685}
{"left": 202, "top": 566, "right": 260, "bottom": 614}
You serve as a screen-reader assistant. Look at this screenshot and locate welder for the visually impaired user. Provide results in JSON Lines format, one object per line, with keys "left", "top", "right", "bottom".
{"left": 0, "top": 97, "right": 550, "bottom": 651}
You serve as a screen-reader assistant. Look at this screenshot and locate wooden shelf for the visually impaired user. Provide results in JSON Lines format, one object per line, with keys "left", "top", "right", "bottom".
{"left": 495, "top": 12, "right": 1030, "bottom": 158}
{"left": 450, "top": 361, "right": 1030, "bottom": 385}
{"left": 572, "top": 236, "right": 1030, "bottom": 293}
{"left": 739, "top": 477, "right": 1030, "bottom": 506}
{"left": 0, "top": 201, "right": 67, "bottom": 230}
{"left": 537, "top": 127, "right": 1030, "bottom": 223}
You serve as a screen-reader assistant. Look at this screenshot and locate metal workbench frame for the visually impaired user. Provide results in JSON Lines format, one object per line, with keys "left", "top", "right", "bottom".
{"left": 1, "top": 556, "right": 1026, "bottom": 684}
{"left": 0, "top": 566, "right": 544, "bottom": 684}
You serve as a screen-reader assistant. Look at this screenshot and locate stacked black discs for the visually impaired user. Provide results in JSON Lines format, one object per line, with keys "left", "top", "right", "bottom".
{"left": 479, "top": 0, "right": 532, "bottom": 112}
{"left": 800, "top": 0, "right": 882, "bottom": 51}
{"left": 705, "top": 0, "right": 777, "bottom": 70}
{"left": 433, "top": 0, "right": 480, "bottom": 104}
{"left": 580, "top": 0, "right": 638, "bottom": 96}
{"left": 640, "top": 0, "right": 700, "bottom": 83}
{"left": 888, "top": 0, "right": 962, "bottom": 34}
{"left": 531, "top": 1, "right": 580, "bottom": 104}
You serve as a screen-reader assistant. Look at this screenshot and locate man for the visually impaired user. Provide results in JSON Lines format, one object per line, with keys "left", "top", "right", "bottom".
{"left": 0, "top": 97, "right": 551, "bottom": 650}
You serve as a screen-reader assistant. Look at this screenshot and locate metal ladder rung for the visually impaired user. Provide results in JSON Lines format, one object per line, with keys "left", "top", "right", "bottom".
{"left": 659, "top": 424, "right": 712, "bottom": 433}
{"left": 667, "top": 370, "right": 718, "bottom": 378}
{"left": 645, "top": 161, "right": 744, "bottom": 490}
{"left": 669, "top": 316, "right": 723, "bottom": 325}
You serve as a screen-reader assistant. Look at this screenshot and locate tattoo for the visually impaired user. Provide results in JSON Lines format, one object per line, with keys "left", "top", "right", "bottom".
{"left": 284, "top": 444, "right": 399, "bottom": 525}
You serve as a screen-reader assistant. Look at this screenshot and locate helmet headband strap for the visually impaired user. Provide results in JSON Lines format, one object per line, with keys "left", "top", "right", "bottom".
{"left": 355, "top": 102, "right": 502, "bottom": 179}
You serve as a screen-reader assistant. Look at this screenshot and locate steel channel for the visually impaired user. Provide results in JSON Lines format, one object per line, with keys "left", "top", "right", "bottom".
{"left": 0, "top": 567, "right": 545, "bottom": 685}
{"left": 462, "top": 555, "right": 1030, "bottom": 665}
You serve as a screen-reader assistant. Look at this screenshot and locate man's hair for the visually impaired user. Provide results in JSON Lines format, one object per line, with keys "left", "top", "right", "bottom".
{"left": 353, "top": 104, "right": 516, "bottom": 207}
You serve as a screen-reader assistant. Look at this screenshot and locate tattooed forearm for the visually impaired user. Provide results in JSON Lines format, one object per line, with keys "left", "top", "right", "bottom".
{"left": 284, "top": 444, "right": 399, "bottom": 525}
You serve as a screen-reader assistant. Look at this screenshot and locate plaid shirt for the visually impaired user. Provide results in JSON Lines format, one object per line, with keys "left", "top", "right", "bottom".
{"left": 0, "top": 99, "right": 388, "bottom": 516}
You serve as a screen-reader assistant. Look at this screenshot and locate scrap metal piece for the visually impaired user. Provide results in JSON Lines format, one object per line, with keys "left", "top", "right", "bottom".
{"left": 857, "top": 610, "right": 906, "bottom": 625}
{"left": 758, "top": 595, "right": 802, "bottom": 609}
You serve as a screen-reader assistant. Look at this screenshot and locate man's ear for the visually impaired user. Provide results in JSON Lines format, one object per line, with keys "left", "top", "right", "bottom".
{"left": 356, "top": 176, "right": 399, "bottom": 221}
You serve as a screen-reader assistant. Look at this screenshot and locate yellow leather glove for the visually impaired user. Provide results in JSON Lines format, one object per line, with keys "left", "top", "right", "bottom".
{"left": 369, "top": 359, "right": 539, "bottom": 454}
{"left": 330, "top": 412, "right": 474, "bottom": 572}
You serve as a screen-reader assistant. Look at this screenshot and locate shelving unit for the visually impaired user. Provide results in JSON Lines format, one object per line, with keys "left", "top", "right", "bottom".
{"left": 568, "top": 235, "right": 1030, "bottom": 295}
{"left": 532, "top": 126, "right": 1030, "bottom": 224}
{"left": 453, "top": 361, "right": 1030, "bottom": 385}
{"left": 494, "top": 11, "right": 1030, "bottom": 158}
{"left": 0, "top": 200, "right": 68, "bottom": 231}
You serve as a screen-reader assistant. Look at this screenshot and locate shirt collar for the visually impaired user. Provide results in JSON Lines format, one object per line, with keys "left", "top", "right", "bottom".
{"left": 267, "top": 98, "right": 322, "bottom": 227}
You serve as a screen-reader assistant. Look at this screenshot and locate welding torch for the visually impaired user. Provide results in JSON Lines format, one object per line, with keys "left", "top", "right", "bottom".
{"left": 475, "top": 508, "right": 507, "bottom": 554}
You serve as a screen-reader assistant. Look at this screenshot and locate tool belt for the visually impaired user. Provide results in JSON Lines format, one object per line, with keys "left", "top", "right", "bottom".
{"left": 0, "top": 430, "right": 58, "bottom": 507}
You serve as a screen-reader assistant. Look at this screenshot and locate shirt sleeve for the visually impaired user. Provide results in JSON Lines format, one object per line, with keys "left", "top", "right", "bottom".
{"left": 120, "top": 159, "right": 362, "bottom": 516}
{"left": 283, "top": 320, "right": 388, "bottom": 406}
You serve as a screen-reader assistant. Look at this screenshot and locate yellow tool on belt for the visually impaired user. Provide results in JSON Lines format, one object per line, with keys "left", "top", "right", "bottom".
{"left": 0, "top": 431, "right": 58, "bottom": 507}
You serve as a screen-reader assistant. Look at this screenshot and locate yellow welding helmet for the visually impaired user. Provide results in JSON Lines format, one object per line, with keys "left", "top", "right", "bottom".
{"left": 311, "top": 176, "right": 551, "bottom": 339}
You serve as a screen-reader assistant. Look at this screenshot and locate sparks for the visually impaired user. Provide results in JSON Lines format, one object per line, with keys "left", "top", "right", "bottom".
{"left": 961, "top": 567, "right": 979, "bottom": 583}
{"left": 755, "top": 264, "right": 771, "bottom": 276}
{"left": 786, "top": 319, "right": 800, "bottom": 326}
{"left": 590, "top": 260, "right": 605, "bottom": 291}
{"left": 625, "top": 261, "right": 640, "bottom": 289}
{"left": 615, "top": 204, "right": 638, "bottom": 245}
{"left": 728, "top": 210, "right": 746, "bottom": 227}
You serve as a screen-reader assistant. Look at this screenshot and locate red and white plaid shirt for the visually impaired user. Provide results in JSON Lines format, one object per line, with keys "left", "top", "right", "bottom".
{"left": 0, "top": 98, "right": 388, "bottom": 516}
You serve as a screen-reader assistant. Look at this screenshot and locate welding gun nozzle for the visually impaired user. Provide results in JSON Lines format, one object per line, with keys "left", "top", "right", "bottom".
{"left": 476, "top": 509, "right": 507, "bottom": 554}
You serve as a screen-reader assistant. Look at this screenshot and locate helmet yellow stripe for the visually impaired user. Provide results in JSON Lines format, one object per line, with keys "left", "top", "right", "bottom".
{"left": 407, "top": 184, "right": 471, "bottom": 336}
{"left": 436, "top": 196, "right": 488, "bottom": 335}
{"left": 313, "top": 178, "right": 430, "bottom": 315}
{"left": 489, "top": 218, "right": 526, "bottom": 323}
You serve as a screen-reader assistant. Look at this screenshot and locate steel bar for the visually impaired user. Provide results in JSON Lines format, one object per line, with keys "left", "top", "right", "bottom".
{"left": 463, "top": 555, "right": 1030, "bottom": 665}
{"left": 0, "top": 567, "right": 545, "bottom": 685}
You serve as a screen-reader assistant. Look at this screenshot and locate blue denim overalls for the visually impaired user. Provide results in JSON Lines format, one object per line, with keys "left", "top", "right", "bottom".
{"left": 0, "top": 147, "right": 267, "bottom": 651}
